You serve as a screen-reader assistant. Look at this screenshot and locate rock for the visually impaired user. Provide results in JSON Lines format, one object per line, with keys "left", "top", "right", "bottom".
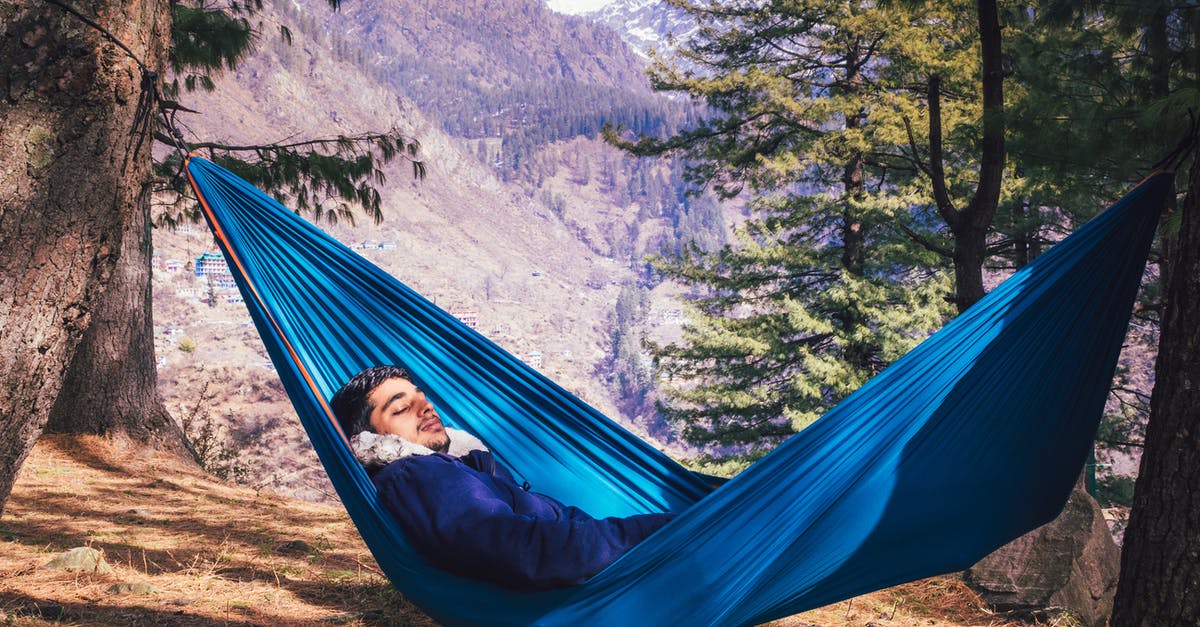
{"left": 274, "top": 539, "right": 313, "bottom": 555}
{"left": 964, "top": 482, "right": 1120, "bottom": 627}
{"left": 106, "top": 582, "right": 159, "bottom": 595}
{"left": 42, "top": 547, "right": 113, "bottom": 574}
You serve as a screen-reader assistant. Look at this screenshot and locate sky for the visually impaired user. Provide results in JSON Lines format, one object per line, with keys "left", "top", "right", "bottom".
{"left": 544, "top": 0, "right": 615, "bottom": 15}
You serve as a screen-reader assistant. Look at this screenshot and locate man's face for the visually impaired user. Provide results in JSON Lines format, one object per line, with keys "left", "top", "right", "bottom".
{"left": 367, "top": 377, "right": 450, "bottom": 452}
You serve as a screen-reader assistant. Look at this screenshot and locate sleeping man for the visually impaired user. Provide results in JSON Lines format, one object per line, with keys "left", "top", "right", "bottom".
{"left": 330, "top": 365, "right": 675, "bottom": 591}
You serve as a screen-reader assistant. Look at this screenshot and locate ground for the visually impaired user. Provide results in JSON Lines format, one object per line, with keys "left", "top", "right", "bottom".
{"left": 1, "top": 435, "right": 1025, "bottom": 626}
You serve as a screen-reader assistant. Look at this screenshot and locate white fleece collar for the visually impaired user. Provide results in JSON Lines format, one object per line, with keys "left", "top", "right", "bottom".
{"left": 350, "top": 427, "right": 487, "bottom": 471}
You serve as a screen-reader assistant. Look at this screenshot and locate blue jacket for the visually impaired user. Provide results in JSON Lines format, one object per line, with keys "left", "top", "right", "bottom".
{"left": 372, "top": 449, "right": 675, "bottom": 591}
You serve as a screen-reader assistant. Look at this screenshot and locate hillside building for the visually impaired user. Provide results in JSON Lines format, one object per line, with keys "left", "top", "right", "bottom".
{"left": 194, "top": 251, "right": 232, "bottom": 278}
{"left": 522, "top": 351, "right": 543, "bottom": 369}
{"left": 208, "top": 275, "right": 237, "bottom": 290}
{"left": 449, "top": 307, "right": 480, "bottom": 330}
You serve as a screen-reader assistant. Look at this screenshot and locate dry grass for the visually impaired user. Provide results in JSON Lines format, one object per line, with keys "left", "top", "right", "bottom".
{"left": 0, "top": 435, "right": 433, "bottom": 626}
{"left": 770, "top": 577, "right": 1024, "bottom": 627}
{"left": 1, "top": 435, "right": 1025, "bottom": 626}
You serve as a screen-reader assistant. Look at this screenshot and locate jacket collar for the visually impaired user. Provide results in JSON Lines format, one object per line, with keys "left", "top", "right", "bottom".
{"left": 350, "top": 427, "right": 487, "bottom": 471}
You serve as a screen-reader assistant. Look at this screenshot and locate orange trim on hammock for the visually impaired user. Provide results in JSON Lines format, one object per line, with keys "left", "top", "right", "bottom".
{"left": 184, "top": 154, "right": 350, "bottom": 445}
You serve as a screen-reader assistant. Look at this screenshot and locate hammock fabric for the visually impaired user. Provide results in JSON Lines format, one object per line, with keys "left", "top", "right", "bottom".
{"left": 185, "top": 154, "right": 1171, "bottom": 626}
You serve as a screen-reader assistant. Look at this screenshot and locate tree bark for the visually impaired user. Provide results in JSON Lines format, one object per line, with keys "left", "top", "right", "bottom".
{"left": 1110, "top": 155, "right": 1200, "bottom": 626}
{"left": 840, "top": 47, "right": 866, "bottom": 279}
{"left": 43, "top": 7, "right": 186, "bottom": 450}
{"left": 0, "top": 0, "right": 168, "bottom": 515}
{"left": 925, "top": 0, "right": 1005, "bottom": 313}
{"left": 43, "top": 167, "right": 188, "bottom": 454}
{"left": 956, "top": 0, "right": 1005, "bottom": 311}
{"left": 950, "top": 225, "right": 989, "bottom": 311}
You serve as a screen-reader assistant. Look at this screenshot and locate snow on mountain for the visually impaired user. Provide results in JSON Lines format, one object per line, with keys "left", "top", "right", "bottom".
{"left": 545, "top": 0, "right": 616, "bottom": 15}
{"left": 580, "top": 0, "right": 697, "bottom": 59}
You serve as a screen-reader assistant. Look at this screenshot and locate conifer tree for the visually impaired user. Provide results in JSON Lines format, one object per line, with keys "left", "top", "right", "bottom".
{"left": 999, "top": 1, "right": 1197, "bottom": 504}
{"left": 1, "top": 0, "right": 420, "bottom": 512}
{"left": 610, "top": 0, "right": 987, "bottom": 452}
{"left": 2, "top": 0, "right": 168, "bottom": 513}
{"left": 1007, "top": 2, "right": 1200, "bottom": 623}
{"left": 46, "top": 0, "right": 421, "bottom": 448}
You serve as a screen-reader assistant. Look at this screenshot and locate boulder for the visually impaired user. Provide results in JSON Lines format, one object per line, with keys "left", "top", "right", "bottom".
{"left": 42, "top": 546, "right": 113, "bottom": 574}
{"left": 964, "top": 482, "right": 1120, "bottom": 627}
{"left": 274, "top": 539, "right": 313, "bottom": 556}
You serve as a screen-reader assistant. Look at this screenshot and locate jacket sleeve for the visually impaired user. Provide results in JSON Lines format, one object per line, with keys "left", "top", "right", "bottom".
{"left": 373, "top": 455, "right": 675, "bottom": 591}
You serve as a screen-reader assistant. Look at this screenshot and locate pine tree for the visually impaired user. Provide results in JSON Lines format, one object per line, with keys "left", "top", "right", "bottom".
{"left": 1115, "top": 133, "right": 1199, "bottom": 627}
{"left": 648, "top": 195, "right": 950, "bottom": 451}
{"left": 609, "top": 0, "right": 999, "bottom": 452}
{"left": 1007, "top": 2, "right": 1200, "bottom": 623}
{"left": 0, "top": 0, "right": 420, "bottom": 512}
{"left": 1, "top": 0, "right": 169, "bottom": 514}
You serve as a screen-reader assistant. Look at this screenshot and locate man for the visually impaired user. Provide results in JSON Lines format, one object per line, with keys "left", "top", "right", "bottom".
{"left": 330, "top": 365, "right": 675, "bottom": 591}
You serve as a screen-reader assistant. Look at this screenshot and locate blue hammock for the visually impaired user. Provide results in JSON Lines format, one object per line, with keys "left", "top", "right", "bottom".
{"left": 184, "top": 154, "right": 1170, "bottom": 626}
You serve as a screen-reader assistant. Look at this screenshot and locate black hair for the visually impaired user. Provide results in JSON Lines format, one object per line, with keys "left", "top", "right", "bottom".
{"left": 330, "top": 365, "right": 413, "bottom": 437}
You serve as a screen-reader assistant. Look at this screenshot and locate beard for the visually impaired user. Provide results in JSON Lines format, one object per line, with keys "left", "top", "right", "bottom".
{"left": 424, "top": 430, "right": 451, "bottom": 453}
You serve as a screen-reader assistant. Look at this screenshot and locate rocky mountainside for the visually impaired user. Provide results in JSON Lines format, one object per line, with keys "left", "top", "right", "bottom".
{"left": 285, "top": 0, "right": 686, "bottom": 150}
{"left": 333, "top": 0, "right": 649, "bottom": 90}
{"left": 581, "top": 0, "right": 697, "bottom": 58}
{"left": 153, "top": 0, "right": 723, "bottom": 503}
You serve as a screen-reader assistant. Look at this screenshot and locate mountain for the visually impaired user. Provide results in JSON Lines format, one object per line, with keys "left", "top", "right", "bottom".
{"left": 155, "top": 0, "right": 725, "bottom": 503}
{"left": 580, "top": 0, "right": 697, "bottom": 59}
{"left": 332, "top": 0, "right": 648, "bottom": 91}
{"left": 284, "top": 0, "right": 685, "bottom": 151}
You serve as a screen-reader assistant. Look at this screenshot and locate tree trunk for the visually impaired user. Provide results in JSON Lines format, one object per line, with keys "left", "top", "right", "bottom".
{"left": 953, "top": 0, "right": 1005, "bottom": 311}
{"left": 924, "top": 0, "right": 1005, "bottom": 312}
{"left": 1010, "top": 199, "right": 1040, "bottom": 269}
{"left": 951, "top": 224, "right": 989, "bottom": 311}
{"left": 0, "top": 0, "right": 168, "bottom": 515}
{"left": 840, "top": 50, "right": 866, "bottom": 278}
{"left": 1110, "top": 155, "right": 1200, "bottom": 626}
{"left": 44, "top": 173, "right": 188, "bottom": 454}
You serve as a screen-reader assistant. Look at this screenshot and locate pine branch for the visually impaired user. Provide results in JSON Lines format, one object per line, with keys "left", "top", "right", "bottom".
{"left": 159, "top": 100, "right": 200, "bottom": 114}
{"left": 901, "top": 115, "right": 931, "bottom": 178}
{"left": 161, "top": 132, "right": 415, "bottom": 155}
{"left": 892, "top": 221, "right": 953, "bottom": 258}
{"left": 1094, "top": 437, "right": 1144, "bottom": 449}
